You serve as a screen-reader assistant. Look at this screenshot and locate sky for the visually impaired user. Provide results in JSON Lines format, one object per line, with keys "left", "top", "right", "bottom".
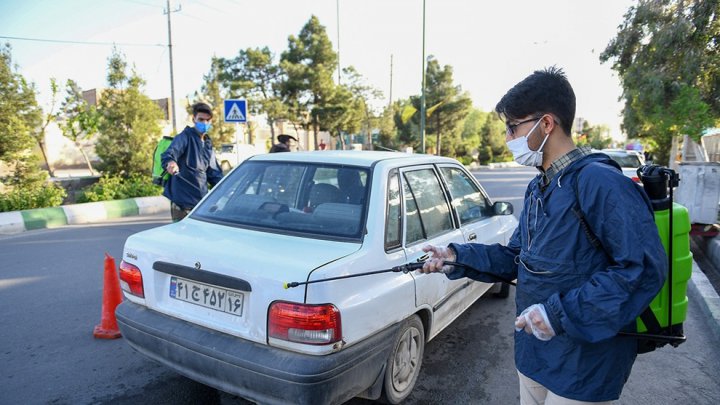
{"left": 1, "top": 0, "right": 636, "bottom": 139}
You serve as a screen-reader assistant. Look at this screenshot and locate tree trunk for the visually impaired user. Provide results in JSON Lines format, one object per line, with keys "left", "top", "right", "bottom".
{"left": 37, "top": 140, "right": 54, "bottom": 177}
{"left": 669, "top": 135, "right": 680, "bottom": 172}
{"left": 247, "top": 122, "right": 255, "bottom": 145}
{"left": 339, "top": 131, "right": 346, "bottom": 150}
{"left": 269, "top": 119, "right": 276, "bottom": 145}
{"left": 435, "top": 113, "right": 441, "bottom": 156}
{"left": 312, "top": 113, "right": 319, "bottom": 150}
{"left": 75, "top": 142, "right": 96, "bottom": 176}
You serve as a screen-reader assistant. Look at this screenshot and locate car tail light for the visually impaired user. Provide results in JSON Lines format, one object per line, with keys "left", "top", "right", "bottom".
{"left": 268, "top": 301, "right": 341, "bottom": 345}
{"left": 119, "top": 260, "right": 144, "bottom": 298}
{"left": 632, "top": 176, "right": 641, "bottom": 183}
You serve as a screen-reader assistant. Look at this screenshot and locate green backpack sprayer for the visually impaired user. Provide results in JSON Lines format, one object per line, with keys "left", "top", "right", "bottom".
{"left": 152, "top": 136, "right": 174, "bottom": 186}
{"left": 573, "top": 163, "right": 690, "bottom": 353}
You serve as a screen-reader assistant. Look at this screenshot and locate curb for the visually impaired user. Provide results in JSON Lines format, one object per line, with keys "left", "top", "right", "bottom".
{"left": 0, "top": 196, "right": 170, "bottom": 235}
{"left": 689, "top": 260, "right": 720, "bottom": 341}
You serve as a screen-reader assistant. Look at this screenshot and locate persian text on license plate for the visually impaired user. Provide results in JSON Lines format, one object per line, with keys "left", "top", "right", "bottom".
{"left": 169, "top": 276, "right": 244, "bottom": 316}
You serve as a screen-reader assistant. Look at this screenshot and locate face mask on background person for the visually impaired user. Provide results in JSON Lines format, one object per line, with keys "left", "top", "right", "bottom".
{"left": 506, "top": 117, "right": 549, "bottom": 167}
{"left": 195, "top": 121, "right": 211, "bottom": 134}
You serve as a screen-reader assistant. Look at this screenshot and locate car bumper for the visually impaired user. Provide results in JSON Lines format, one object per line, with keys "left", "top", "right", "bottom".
{"left": 116, "top": 301, "right": 398, "bottom": 405}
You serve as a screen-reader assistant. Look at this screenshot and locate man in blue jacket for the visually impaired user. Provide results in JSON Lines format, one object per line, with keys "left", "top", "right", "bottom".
{"left": 420, "top": 67, "right": 667, "bottom": 404}
{"left": 162, "top": 102, "right": 224, "bottom": 221}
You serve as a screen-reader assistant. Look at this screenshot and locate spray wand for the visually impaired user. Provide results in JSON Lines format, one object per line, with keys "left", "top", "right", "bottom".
{"left": 283, "top": 261, "right": 516, "bottom": 289}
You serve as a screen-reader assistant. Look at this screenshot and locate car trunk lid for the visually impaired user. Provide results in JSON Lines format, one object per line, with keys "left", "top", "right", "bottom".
{"left": 123, "top": 218, "right": 361, "bottom": 344}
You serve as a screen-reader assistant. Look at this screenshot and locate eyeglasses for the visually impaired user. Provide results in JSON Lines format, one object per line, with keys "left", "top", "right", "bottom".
{"left": 505, "top": 116, "right": 542, "bottom": 137}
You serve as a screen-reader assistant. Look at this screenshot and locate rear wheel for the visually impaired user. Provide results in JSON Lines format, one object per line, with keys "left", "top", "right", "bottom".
{"left": 493, "top": 282, "right": 510, "bottom": 298}
{"left": 379, "top": 315, "right": 425, "bottom": 404}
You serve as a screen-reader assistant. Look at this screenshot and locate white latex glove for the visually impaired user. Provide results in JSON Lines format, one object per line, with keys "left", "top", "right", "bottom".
{"left": 166, "top": 161, "right": 179, "bottom": 175}
{"left": 418, "top": 245, "right": 456, "bottom": 274}
{"left": 515, "top": 304, "right": 556, "bottom": 341}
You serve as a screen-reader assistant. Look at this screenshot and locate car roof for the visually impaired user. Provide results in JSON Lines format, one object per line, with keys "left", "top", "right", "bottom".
{"left": 247, "top": 150, "right": 460, "bottom": 167}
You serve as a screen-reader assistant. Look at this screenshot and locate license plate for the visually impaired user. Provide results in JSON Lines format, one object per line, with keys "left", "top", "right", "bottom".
{"left": 169, "top": 276, "right": 244, "bottom": 316}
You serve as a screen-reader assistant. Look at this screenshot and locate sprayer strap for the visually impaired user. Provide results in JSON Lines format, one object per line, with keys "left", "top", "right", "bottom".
{"left": 639, "top": 307, "right": 662, "bottom": 334}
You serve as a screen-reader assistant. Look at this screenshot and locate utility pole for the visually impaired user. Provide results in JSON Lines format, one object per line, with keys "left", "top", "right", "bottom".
{"left": 389, "top": 54, "right": 393, "bottom": 107}
{"left": 420, "top": 0, "right": 427, "bottom": 154}
{"left": 336, "top": 0, "right": 341, "bottom": 84}
{"left": 165, "top": 0, "right": 181, "bottom": 134}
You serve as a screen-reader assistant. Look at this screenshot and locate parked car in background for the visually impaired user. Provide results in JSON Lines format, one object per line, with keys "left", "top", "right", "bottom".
{"left": 116, "top": 151, "right": 518, "bottom": 404}
{"left": 599, "top": 149, "right": 645, "bottom": 183}
{"left": 216, "top": 143, "right": 265, "bottom": 173}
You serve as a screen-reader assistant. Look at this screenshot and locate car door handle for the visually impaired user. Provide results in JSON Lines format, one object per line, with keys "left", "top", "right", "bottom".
{"left": 468, "top": 233, "right": 477, "bottom": 241}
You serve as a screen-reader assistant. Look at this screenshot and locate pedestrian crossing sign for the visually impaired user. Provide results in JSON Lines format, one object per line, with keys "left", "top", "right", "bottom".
{"left": 223, "top": 99, "right": 247, "bottom": 123}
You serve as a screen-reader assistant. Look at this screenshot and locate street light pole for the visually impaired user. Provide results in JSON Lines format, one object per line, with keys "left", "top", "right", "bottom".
{"left": 336, "top": 0, "right": 341, "bottom": 84}
{"left": 165, "top": 0, "right": 180, "bottom": 134}
{"left": 420, "top": 0, "right": 426, "bottom": 154}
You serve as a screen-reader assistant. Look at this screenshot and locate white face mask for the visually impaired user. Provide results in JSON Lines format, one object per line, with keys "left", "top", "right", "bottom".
{"left": 506, "top": 118, "right": 549, "bottom": 167}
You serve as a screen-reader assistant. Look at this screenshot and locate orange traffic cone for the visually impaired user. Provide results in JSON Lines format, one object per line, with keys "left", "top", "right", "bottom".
{"left": 93, "top": 253, "right": 124, "bottom": 339}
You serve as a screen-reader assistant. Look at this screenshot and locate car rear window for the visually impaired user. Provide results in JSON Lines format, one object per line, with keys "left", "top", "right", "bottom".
{"left": 192, "top": 161, "right": 369, "bottom": 239}
{"left": 607, "top": 153, "right": 642, "bottom": 168}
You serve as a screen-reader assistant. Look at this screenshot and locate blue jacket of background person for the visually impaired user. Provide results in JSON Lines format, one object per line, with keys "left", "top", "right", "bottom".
{"left": 161, "top": 126, "right": 223, "bottom": 210}
{"left": 447, "top": 153, "right": 667, "bottom": 401}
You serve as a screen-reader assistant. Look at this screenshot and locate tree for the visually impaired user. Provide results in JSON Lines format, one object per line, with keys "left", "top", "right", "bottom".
{"left": 376, "top": 105, "right": 399, "bottom": 151}
{"left": 316, "top": 83, "right": 364, "bottom": 149}
{"left": 0, "top": 43, "right": 44, "bottom": 186}
{"left": 189, "top": 57, "right": 236, "bottom": 145}
{"left": 424, "top": 57, "right": 473, "bottom": 156}
{"left": 281, "top": 15, "right": 338, "bottom": 149}
{"left": 222, "top": 47, "right": 288, "bottom": 145}
{"left": 57, "top": 79, "right": 100, "bottom": 175}
{"left": 575, "top": 120, "right": 612, "bottom": 150}
{"left": 96, "top": 49, "right": 163, "bottom": 177}
{"left": 478, "top": 112, "right": 510, "bottom": 164}
{"left": 601, "top": 0, "right": 719, "bottom": 164}
{"left": 341, "top": 66, "right": 383, "bottom": 149}
{"left": 30, "top": 78, "right": 59, "bottom": 176}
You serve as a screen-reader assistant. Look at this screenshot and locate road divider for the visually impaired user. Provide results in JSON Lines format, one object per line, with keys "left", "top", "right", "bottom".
{"left": 0, "top": 196, "right": 170, "bottom": 235}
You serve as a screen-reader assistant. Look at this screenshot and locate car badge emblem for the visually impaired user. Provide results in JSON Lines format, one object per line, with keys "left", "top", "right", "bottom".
{"left": 195, "top": 262, "right": 202, "bottom": 270}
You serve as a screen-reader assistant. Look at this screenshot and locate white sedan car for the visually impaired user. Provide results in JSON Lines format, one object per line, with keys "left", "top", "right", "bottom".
{"left": 116, "top": 151, "right": 518, "bottom": 404}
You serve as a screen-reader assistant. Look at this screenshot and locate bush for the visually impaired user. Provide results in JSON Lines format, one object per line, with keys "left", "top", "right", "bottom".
{"left": 0, "top": 182, "right": 67, "bottom": 212}
{"left": 457, "top": 155, "right": 474, "bottom": 166}
{"left": 77, "top": 174, "right": 162, "bottom": 203}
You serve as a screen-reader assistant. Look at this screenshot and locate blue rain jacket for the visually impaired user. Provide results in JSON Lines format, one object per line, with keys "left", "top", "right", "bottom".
{"left": 161, "top": 126, "right": 223, "bottom": 210}
{"left": 447, "top": 153, "right": 667, "bottom": 401}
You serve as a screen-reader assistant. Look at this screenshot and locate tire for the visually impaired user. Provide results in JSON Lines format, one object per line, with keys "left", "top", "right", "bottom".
{"left": 493, "top": 282, "right": 510, "bottom": 298}
{"left": 379, "top": 315, "right": 425, "bottom": 404}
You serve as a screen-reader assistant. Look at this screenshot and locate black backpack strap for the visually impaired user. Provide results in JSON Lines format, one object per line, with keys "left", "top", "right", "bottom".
{"left": 571, "top": 169, "right": 612, "bottom": 261}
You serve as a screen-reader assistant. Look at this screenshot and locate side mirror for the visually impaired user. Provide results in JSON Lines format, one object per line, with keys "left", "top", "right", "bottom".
{"left": 493, "top": 201, "right": 514, "bottom": 216}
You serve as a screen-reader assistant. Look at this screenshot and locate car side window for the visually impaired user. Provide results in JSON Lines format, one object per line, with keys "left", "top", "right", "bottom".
{"left": 403, "top": 168, "right": 453, "bottom": 244}
{"left": 440, "top": 166, "right": 489, "bottom": 225}
{"left": 385, "top": 170, "right": 402, "bottom": 250}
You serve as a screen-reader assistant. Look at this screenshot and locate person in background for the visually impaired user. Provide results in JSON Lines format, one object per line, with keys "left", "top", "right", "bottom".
{"left": 269, "top": 134, "right": 297, "bottom": 153}
{"left": 419, "top": 67, "right": 666, "bottom": 404}
{"left": 161, "top": 102, "right": 223, "bottom": 221}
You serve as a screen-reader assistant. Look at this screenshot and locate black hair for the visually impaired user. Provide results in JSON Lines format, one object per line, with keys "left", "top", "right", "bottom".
{"left": 495, "top": 66, "right": 575, "bottom": 135}
{"left": 192, "top": 102, "right": 213, "bottom": 118}
{"left": 277, "top": 134, "right": 297, "bottom": 143}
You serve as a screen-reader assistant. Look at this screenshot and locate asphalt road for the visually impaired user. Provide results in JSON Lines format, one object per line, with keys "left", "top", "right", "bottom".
{"left": 1, "top": 167, "right": 719, "bottom": 404}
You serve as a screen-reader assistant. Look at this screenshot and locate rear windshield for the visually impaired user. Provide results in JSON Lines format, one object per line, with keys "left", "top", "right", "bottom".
{"left": 606, "top": 153, "right": 642, "bottom": 168}
{"left": 192, "top": 161, "right": 370, "bottom": 239}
